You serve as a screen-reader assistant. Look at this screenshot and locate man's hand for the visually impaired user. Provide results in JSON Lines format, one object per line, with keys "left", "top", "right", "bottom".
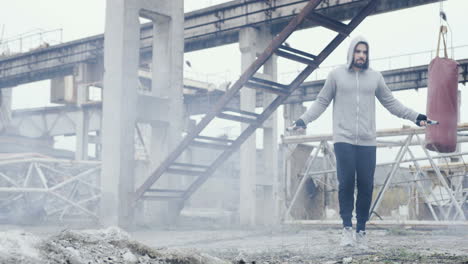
{"left": 287, "top": 118, "right": 307, "bottom": 131}
{"left": 416, "top": 114, "right": 440, "bottom": 127}
{"left": 416, "top": 114, "right": 428, "bottom": 127}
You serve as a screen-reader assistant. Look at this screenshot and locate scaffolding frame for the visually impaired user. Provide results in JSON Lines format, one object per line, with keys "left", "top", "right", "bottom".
{"left": 282, "top": 123, "right": 468, "bottom": 223}
{"left": 0, "top": 153, "right": 101, "bottom": 223}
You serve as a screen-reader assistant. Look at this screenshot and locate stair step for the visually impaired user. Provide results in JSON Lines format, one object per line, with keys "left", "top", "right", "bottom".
{"left": 195, "top": 135, "right": 235, "bottom": 143}
{"left": 275, "top": 49, "right": 317, "bottom": 66}
{"left": 147, "top": 188, "right": 185, "bottom": 193}
{"left": 244, "top": 81, "right": 289, "bottom": 96}
{"left": 141, "top": 195, "right": 183, "bottom": 201}
{"left": 278, "top": 45, "right": 317, "bottom": 59}
{"left": 250, "top": 76, "right": 288, "bottom": 89}
{"left": 142, "top": 189, "right": 186, "bottom": 200}
{"left": 190, "top": 140, "right": 231, "bottom": 150}
{"left": 217, "top": 112, "right": 258, "bottom": 124}
{"left": 306, "top": 12, "right": 351, "bottom": 36}
{"left": 172, "top": 162, "right": 210, "bottom": 169}
{"left": 166, "top": 168, "right": 205, "bottom": 176}
{"left": 222, "top": 107, "right": 261, "bottom": 118}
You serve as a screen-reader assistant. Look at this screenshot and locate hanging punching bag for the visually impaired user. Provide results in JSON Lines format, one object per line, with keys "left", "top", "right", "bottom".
{"left": 425, "top": 26, "right": 459, "bottom": 153}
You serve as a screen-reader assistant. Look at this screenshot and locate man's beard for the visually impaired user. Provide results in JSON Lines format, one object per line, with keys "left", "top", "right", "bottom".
{"left": 353, "top": 59, "right": 366, "bottom": 68}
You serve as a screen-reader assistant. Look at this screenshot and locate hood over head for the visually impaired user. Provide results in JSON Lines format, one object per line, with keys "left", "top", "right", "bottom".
{"left": 347, "top": 36, "right": 369, "bottom": 70}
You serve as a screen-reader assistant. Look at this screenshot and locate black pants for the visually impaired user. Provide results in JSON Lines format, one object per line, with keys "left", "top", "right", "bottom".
{"left": 334, "top": 142, "right": 376, "bottom": 232}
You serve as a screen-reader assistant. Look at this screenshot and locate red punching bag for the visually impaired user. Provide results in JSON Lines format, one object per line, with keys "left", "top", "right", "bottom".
{"left": 425, "top": 26, "right": 459, "bottom": 153}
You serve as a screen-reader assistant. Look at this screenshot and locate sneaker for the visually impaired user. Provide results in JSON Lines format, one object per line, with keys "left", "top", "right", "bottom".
{"left": 355, "top": 231, "right": 368, "bottom": 250}
{"left": 340, "top": 227, "right": 354, "bottom": 247}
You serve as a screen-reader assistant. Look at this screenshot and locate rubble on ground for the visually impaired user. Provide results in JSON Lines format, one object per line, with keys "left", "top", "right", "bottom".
{"left": 0, "top": 227, "right": 229, "bottom": 264}
{"left": 1, "top": 226, "right": 467, "bottom": 264}
{"left": 132, "top": 227, "right": 468, "bottom": 264}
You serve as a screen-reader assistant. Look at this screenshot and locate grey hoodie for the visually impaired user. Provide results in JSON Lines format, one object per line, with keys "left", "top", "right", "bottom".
{"left": 299, "top": 36, "right": 419, "bottom": 146}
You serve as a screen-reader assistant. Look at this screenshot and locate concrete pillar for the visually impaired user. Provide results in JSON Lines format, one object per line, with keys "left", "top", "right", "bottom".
{"left": 95, "top": 131, "right": 102, "bottom": 160}
{"left": 239, "top": 27, "right": 258, "bottom": 226}
{"left": 145, "top": 0, "right": 185, "bottom": 224}
{"left": 75, "top": 64, "right": 90, "bottom": 160}
{"left": 101, "top": 0, "right": 140, "bottom": 227}
{"left": 0, "top": 88, "right": 13, "bottom": 133}
{"left": 75, "top": 104, "right": 89, "bottom": 160}
{"left": 74, "top": 61, "right": 103, "bottom": 160}
{"left": 258, "top": 27, "right": 278, "bottom": 226}
{"left": 149, "top": 0, "right": 184, "bottom": 168}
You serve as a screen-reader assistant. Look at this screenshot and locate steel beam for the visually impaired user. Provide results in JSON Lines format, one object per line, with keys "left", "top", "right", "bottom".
{"left": 6, "top": 60, "right": 468, "bottom": 140}
{"left": 0, "top": 0, "right": 440, "bottom": 88}
{"left": 282, "top": 123, "right": 468, "bottom": 144}
{"left": 286, "top": 58, "right": 468, "bottom": 104}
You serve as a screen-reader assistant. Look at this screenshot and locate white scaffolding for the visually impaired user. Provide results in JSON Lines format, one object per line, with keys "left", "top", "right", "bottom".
{"left": 281, "top": 123, "right": 468, "bottom": 225}
{"left": 0, "top": 153, "right": 100, "bottom": 223}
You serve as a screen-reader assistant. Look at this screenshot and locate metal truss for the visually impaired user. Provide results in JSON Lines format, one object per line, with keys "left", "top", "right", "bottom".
{"left": 282, "top": 124, "right": 468, "bottom": 222}
{"left": 9, "top": 104, "right": 101, "bottom": 138}
{"left": 0, "top": 153, "right": 101, "bottom": 223}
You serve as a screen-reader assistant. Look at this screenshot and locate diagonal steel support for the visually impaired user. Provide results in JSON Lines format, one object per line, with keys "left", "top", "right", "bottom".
{"left": 59, "top": 181, "right": 80, "bottom": 220}
{"left": 34, "top": 163, "right": 49, "bottom": 189}
{"left": 415, "top": 134, "right": 466, "bottom": 220}
{"left": 406, "top": 148, "right": 442, "bottom": 221}
{"left": 447, "top": 178, "right": 466, "bottom": 219}
{"left": 0, "top": 172, "right": 19, "bottom": 187}
{"left": 47, "top": 195, "right": 100, "bottom": 218}
{"left": 453, "top": 191, "right": 468, "bottom": 219}
{"left": 370, "top": 134, "right": 413, "bottom": 219}
{"left": 49, "top": 167, "right": 100, "bottom": 191}
{"left": 283, "top": 141, "right": 323, "bottom": 221}
{"left": 50, "top": 191, "right": 98, "bottom": 220}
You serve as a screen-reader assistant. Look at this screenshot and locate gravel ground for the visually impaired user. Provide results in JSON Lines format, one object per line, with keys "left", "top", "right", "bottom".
{"left": 0, "top": 225, "right": 466, "bottom": 264}
{"left": 131, "top": 226, "right": 468, "bottom": 264}
{"left": 0, "top": 227, "right": 228, "bottom": 264}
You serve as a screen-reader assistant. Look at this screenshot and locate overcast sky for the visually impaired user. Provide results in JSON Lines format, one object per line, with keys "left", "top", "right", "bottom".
{"left": 1, "top": 0, "right": 467, "bottom": 162}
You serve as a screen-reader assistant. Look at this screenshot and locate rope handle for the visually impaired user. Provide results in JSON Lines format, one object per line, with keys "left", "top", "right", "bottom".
{"left": 436, "top": 25, "right": 448, "bottom": 58}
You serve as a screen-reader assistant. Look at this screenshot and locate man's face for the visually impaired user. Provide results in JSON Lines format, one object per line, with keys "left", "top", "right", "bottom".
{"left": 353, "top": 43, "right": 368, "bottom": 68}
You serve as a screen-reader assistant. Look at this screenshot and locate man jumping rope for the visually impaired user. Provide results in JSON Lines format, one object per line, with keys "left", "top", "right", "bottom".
{"left": 289, "top": 36, "right": 431, "bottom": 249}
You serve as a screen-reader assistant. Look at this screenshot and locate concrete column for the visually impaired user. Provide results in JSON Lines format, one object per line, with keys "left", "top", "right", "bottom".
{"left": 95, "top": 131, "right": 102, "bottom": 160}
{"left": 75, "top": 64, "right": 90, "bottom": 160}
{"left": 257, "top": 26, "right": 278, "bottom": 226}
{"left": 0, "top": 88, "right": 13, "bottom": 133}
{"left": 149, "top": 0, "right": 184, "bottom": 164}
{"left": 145, "top": 0, "right": 185, "bottom": 224}
{"left": 75, "top": 102, "right": 89, "bottom": 160}
{"left": 239, "top": 27, "right": 258, "bottom": 226}
{"left": 101, "top": 0, "right": 140, "bottom": 227}
{"left": 74, "top": 61, "right": 103, "bottom": 160}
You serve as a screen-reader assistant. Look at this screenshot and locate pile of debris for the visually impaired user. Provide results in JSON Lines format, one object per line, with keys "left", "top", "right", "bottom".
{"left": 0, "top": 227, "right": 229, "bottom": 264}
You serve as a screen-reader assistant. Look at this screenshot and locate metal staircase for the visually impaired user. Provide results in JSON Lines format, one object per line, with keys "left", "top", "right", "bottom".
{"left": 134, "top": 0, "right": 379, "bottom": 203}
